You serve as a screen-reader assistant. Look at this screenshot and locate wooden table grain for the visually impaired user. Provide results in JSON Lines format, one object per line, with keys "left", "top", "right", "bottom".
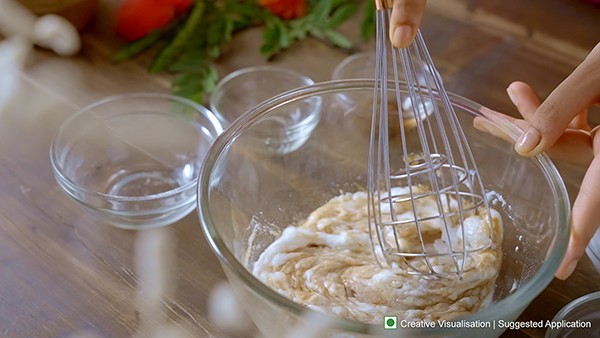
{"left": 1, "top": 0, "right": 599, "bottom": 337}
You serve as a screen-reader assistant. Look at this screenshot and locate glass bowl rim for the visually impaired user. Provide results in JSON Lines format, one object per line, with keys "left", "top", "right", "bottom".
{"left": 50, "top": 92, "right": 223, "bottom": 203}
{"left": 551, "top": 291, "right": 600, "bottom": 321}
{"left": 331, "top": 51, "right": 377, "bottom": 80}
{"left": 546, "top": 291, "right": 600, "bottom": 337}
{"left": 198, "top": 79, "right": 571, "bottom": 334}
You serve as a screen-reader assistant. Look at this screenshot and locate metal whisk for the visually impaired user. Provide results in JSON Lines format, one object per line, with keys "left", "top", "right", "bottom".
{"left": 368, "top": 0, "right": 496, "bottom": 277}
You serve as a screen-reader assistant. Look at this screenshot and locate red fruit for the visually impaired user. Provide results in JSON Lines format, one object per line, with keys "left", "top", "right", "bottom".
{"left": 115, "top": 0, "right": 193, "bottom": 41}
{"left": 260, "top": 0, "right": 307, "bottom": 20}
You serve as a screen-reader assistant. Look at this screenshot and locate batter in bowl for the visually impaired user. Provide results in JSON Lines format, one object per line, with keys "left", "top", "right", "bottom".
{"left": 252, "top": 188, "right": 503, "bottom": 324}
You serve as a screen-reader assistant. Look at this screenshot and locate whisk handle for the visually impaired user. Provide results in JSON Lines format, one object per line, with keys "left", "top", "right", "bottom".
{"left": 375, "top": 0, "right": 393, "bottom": 10}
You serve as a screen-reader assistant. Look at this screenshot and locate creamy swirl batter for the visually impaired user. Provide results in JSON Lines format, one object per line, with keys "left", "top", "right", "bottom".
{"left": 252, "top": 189, "right": 502, "bottom": 324}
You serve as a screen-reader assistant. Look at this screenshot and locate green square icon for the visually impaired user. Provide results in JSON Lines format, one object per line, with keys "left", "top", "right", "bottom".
{"left": 384, "top": 316, "right": 397, "bottom": 329}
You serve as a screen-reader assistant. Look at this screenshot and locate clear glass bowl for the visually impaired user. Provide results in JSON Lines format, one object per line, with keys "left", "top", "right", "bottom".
{"left": 51, "top": 93, "right": 222, "bottom": 229}
{"left": 198, "top": 80, "right": 570, "bottom": 337}
{"left": 545, "top": 291, "right": 600, "bottom": 338}
{"left": 331, "top": 52, "right": 380, "bottom": 80}
{"left": 210, "top": 66, "right": 321, "bottom": 156}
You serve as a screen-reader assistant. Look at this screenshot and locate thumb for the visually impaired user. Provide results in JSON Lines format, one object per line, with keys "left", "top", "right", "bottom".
{"left": 514, "top": 43, "right": 600, "bottom": 156}
{"left": 389, "top": 0, "right": 426, "bottom": 48}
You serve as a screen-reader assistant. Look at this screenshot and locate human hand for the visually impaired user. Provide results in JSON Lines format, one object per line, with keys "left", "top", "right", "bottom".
{"left": 474, "top": 42, "right": 600, "bottom": 280}
{"left": 389, "top": 0, "right": 427, "bottom": 48}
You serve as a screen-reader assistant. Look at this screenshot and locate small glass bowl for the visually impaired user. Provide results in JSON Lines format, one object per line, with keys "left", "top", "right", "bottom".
{"left": 210, "top": 66, "right": 321, "bottom": 156}
{"left": 50, "top": 93, "right": 223, "bottom": 229}
{"left": 331, "top": 52, "right": 380, "bottom": 80}
{"left": 545, "top": 292, "right": 600, "bottom": 338}
{"left": 332, "top": 53, "right": 437, "bottom": 129}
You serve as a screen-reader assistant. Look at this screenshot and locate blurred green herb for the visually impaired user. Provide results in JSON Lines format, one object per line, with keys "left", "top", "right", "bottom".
{"left": 113, "top": 0, "right": 375, "bottom": 103}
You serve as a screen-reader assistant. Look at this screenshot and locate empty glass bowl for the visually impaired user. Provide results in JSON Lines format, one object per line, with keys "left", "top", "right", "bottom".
{"left": 210, "top": 66, "right": 321, "bottom": 155}
{"left": 545, "top": 291, "right": 600, "bottom": 338}
{"left": 198, "top": 80, "right": 570, "bottom": 337}
{"left": 332, "top": 52, "right": 438, "bottom": 129}
{"left": 50, "top": 93, "right": 222, "bottom": 229}
{"left": 331, "top": 52, "right": 380, "bottom": 80}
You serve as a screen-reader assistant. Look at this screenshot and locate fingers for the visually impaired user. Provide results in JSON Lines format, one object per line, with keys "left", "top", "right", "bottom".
{"left": 389, "top": 0, "right": 426, "bottom": 48}
{"left": 506, "top": 81, "right": 541, "bottom": 121}
{"left": 473, "top": 110, "right": 529, "bottom": 136}
{"left": 555, "top": 137, "right": 600, "bottom": 279}
{"left": 506, "top": 80, "right": 591, "bottom": 131}
{"left": 473, "top": 116, "right": 516, "bottom": 144}
{"left": 568, "top": 110, "right": 591, "bottom": 131}
{"left": 474, "top": 110, "right": 594, "bottom": 167}
{"left": 514, "top": 43, "right": 600, "bottom": 156}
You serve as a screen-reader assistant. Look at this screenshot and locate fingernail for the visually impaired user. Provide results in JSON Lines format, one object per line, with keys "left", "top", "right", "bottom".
{"left": 393, "top": 25, "right": 413, "bottom": 48}
{"left": 506, "top": 87, "right": 519, "bottom": 106}
{"left": 515, "top": 127, "right": 541, "bottom": 154}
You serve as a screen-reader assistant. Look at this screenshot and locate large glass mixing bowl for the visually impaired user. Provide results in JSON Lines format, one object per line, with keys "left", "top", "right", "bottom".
{"left": 198, "top": 80, "right": 570, "bottom": 337}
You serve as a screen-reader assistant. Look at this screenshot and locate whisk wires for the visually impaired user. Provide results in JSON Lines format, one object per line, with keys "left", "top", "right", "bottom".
{"left": 368, "top": 5, "right": 495, "bottom": 278}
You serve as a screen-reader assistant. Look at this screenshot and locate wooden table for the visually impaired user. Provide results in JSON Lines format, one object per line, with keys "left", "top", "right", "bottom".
{"left": 1, "top": 0, "right": 599, "bottom": 337}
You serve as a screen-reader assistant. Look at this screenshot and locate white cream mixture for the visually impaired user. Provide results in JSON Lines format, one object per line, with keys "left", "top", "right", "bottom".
{"left": 252, "top": 188, "right": 502, "bottom": 324}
